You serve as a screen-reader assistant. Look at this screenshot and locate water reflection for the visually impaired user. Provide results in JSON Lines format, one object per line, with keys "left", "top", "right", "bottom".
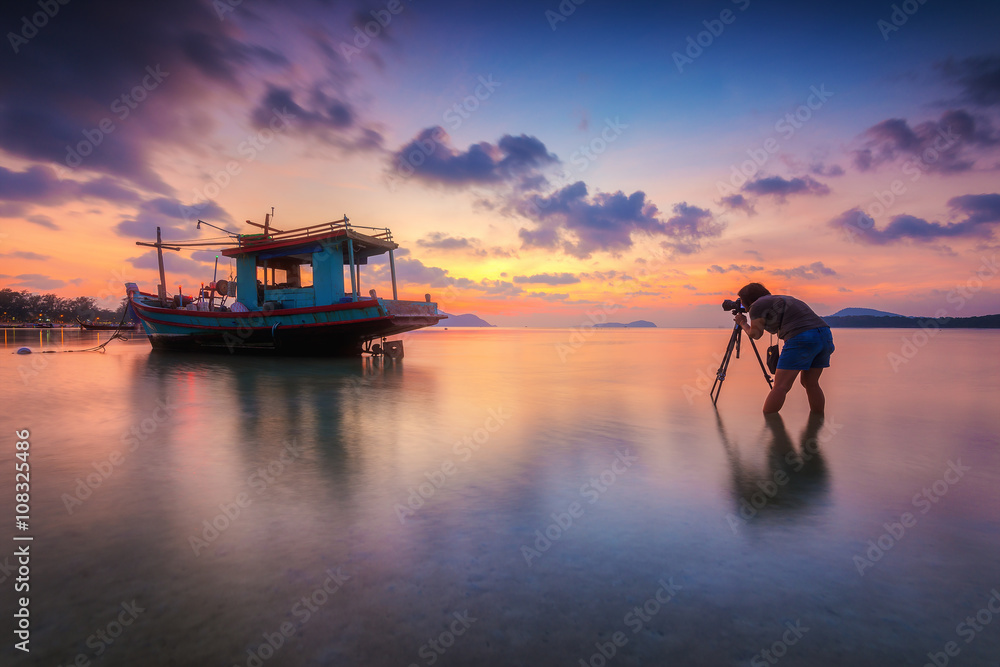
{"left": 717, "top": 412, "right": 830, "bottom": 526}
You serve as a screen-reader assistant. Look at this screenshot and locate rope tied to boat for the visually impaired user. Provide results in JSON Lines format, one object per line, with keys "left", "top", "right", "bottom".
{"left": 14, "top": 309, "right": 134, "bottom": 354}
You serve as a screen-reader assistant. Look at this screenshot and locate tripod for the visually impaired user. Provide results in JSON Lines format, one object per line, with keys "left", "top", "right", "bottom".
{"left": 710, "top": 316, "right": 774, "bottom": 406}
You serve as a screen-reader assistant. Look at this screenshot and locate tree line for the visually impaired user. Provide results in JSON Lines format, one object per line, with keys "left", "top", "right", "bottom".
{"left": 0, "top": 288, "right": 128, "bottom": 323}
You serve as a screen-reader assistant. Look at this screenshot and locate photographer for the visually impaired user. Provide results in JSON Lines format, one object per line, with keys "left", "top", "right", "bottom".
{"left": 733, "top": 283, "right": 834, "bottom": 414}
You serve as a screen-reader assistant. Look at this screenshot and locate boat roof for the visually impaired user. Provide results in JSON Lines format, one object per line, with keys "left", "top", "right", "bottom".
{"left": 221, "top": 221, "right": 397, "bottom": 262}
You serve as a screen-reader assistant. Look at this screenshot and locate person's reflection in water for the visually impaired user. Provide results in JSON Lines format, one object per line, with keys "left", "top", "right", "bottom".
{"left": 718, "top": 413, "right": 830, "bottom": 531}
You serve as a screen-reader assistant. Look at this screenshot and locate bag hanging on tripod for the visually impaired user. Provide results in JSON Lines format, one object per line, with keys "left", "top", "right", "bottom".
{"left": 766, "top": 335, "right": 779, "bottom": 374}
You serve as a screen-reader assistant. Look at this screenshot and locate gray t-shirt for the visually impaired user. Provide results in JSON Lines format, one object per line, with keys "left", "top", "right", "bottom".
{"left": 748, "top": 295, "right": 828, "bottom": 340}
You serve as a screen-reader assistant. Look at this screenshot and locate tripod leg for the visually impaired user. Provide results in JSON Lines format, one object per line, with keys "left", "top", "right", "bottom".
{"left": 746, "top": 336, "right": 774, "bottom": 389}
{"left": 711, "top": 324, "right": 741, "bottom": 405}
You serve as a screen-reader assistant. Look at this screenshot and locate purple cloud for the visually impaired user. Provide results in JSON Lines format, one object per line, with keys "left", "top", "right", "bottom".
{"left": 828, "top": 193, "right": 1000, "bottom": 244}
{"left": 742, "top": 175, "right": 830, "bottom": 201}
{"left": 513, "top": 273, "right": 581, "bottom": 285}
{"left": 389, "top": 127, "right": 558, "bottom": 188}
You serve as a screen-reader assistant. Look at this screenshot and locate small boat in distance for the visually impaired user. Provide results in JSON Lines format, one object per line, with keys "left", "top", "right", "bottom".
{"left": 77, "top": 317, "right": 141, "bottom": 331}
{"left": 126, "top": 213, "right": 446, "bottom": 355}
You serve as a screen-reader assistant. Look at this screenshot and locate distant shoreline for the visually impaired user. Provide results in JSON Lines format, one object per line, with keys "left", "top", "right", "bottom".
{"left": 824, "top": 314, "right": 1000, "bottom": 329}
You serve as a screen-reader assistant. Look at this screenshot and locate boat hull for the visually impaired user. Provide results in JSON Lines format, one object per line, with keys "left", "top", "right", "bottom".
{"left": 130, "top": 296, "right": 442, "bottom": 355}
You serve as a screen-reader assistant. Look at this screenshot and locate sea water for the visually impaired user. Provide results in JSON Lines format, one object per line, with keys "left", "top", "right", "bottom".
{"left": 2, "top": 327, "right": 998, "bottom": 666}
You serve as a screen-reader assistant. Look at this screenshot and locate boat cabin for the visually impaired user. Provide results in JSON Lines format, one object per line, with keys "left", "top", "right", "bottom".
{"left": 221, "top": 216, "right": 401, "bottom": 311}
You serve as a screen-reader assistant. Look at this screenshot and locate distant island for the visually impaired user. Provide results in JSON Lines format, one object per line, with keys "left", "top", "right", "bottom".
{"left": 434, "top": 313, "right": 496, "bottom": 327}
{"left": 822, "top": 307, "right": 1000, "bottom": 328}
{"left": 594, "top": 320, "right": 657, "bottom": 328}
{"left": 826, "top": 307, "right": 901, "bottom": 318}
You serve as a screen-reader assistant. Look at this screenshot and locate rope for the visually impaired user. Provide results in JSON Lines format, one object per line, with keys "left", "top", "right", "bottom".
{"left": 32, "top": 308, "right": 134, "bottom": 354}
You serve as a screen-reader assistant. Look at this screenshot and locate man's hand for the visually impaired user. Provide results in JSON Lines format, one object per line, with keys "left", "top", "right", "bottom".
{"left": 734, "top": 313, "right": 748, "bottom": 328}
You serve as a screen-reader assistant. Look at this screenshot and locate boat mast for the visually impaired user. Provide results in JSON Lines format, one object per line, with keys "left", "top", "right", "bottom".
{"left": 135, "top": 226, "right": 181, "bottom": 306}
{"left": 156, "top": 227, "right": 167, "bottom": 306}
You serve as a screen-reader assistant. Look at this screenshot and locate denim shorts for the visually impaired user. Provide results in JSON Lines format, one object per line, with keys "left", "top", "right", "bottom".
{"left": 777, "top": 327, "right": 835, "bottom": 370}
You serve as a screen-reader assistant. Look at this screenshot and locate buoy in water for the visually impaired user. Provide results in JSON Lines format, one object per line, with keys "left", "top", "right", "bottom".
{"left": 16, "top": 347, "right": 31, "bottom": 354}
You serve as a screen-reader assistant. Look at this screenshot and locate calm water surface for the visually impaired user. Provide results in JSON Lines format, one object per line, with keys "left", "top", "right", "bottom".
{"left": 2, "top": 327, "right": 999, "bottom": 666}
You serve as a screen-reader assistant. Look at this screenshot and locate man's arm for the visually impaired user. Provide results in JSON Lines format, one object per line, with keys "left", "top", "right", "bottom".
{"left": 734, "top": 314, "right": 766, "bottom": 340}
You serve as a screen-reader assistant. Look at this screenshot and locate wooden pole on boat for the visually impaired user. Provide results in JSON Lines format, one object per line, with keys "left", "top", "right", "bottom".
{"left": 156, "top": 226, "right": 167, "bottom": 306}
{"left": 347, "top": 238, "right": 357, "bottom": 301}
{"left": 389, "top": 249, "right": 398, "bottom": 300}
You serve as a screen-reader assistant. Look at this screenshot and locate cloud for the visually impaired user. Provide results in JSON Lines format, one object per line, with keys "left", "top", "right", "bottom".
{"left": 115, "top": 196, "right": 231, "bottom": 238}
{"left": 707, "top": 264, "right": 764, "bottom": 274}
{"left": 416, "top": 233, "right": 486, "bottom": 255}
{"left": 741, "top": 175, "right": 830, "bottom": 201}
{"left": 770, "top": 261, "right": 837, "bottom": 280}
{"left": 525, "top": 291, "right": 571, "bottom": 302}
{"left": 0, "top": 0, "right": 390, "bottom": 195}
{"left": 517, "top": 183, "right": 719, "bottom": 258}
{"left": 0, "top": 251, "right": 50, "bottom": 261}
{"left": 579, "top": 270, "right": 632, "bottom": 283}
{"left": 661, "top": 202, "right": 726, "bottom": 255}
{"left": 126, "top": 250, "right": 214, "bottom": 279}
{"left": 513, "top": 273, "right": 581, "bottom": 285}
{"left": 1, "top": 273, "right": 76, "bottom": 290}
{"left": 249, "top": 86, "right": 383, "bottom": 152}
{"left": 851, "top": 109, "right": 999, "bottom": 173}
{"left": 389, "top": 127, "right": 558, "bottom": 188}
{"left": 0, "top": 166, "right": 143, "bottom": 216}
{"left": 717, "top": 194, "right": 756, "bottom": 215}
{"left": 366, "top": 257, "right": 525, "bottom": 297}
{"left": 949, "top": 192, "right": 1000, "bottom": 224}
{"left": 828, "top": 194, "right": 1000, "bottom": 244}
{"left": 810, "top": 162, "right": 845, "bottom": 177}
{"left": 938, "top": 55, "right": 1000, "bottom": 107}
{"left": 26, "top": 215, "right": 59, "bottom": 230}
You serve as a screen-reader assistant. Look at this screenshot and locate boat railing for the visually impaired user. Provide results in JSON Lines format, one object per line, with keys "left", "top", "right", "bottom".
{"left": 237, "top": 217, "right": 393, "bottom": 247}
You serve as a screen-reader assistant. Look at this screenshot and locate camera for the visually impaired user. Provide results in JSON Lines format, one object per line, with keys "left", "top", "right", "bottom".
{"left": 721, "top": 298, "right": 745, "bottom": 313}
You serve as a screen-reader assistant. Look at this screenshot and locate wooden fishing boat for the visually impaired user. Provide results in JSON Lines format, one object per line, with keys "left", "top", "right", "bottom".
{"left": 126, "top": 214, "right": 445, "bottom": 355}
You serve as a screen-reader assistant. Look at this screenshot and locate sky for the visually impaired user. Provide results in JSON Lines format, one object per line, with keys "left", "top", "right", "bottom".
{"left": 1, "top": 0, "right": 999, "bottom": 327}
